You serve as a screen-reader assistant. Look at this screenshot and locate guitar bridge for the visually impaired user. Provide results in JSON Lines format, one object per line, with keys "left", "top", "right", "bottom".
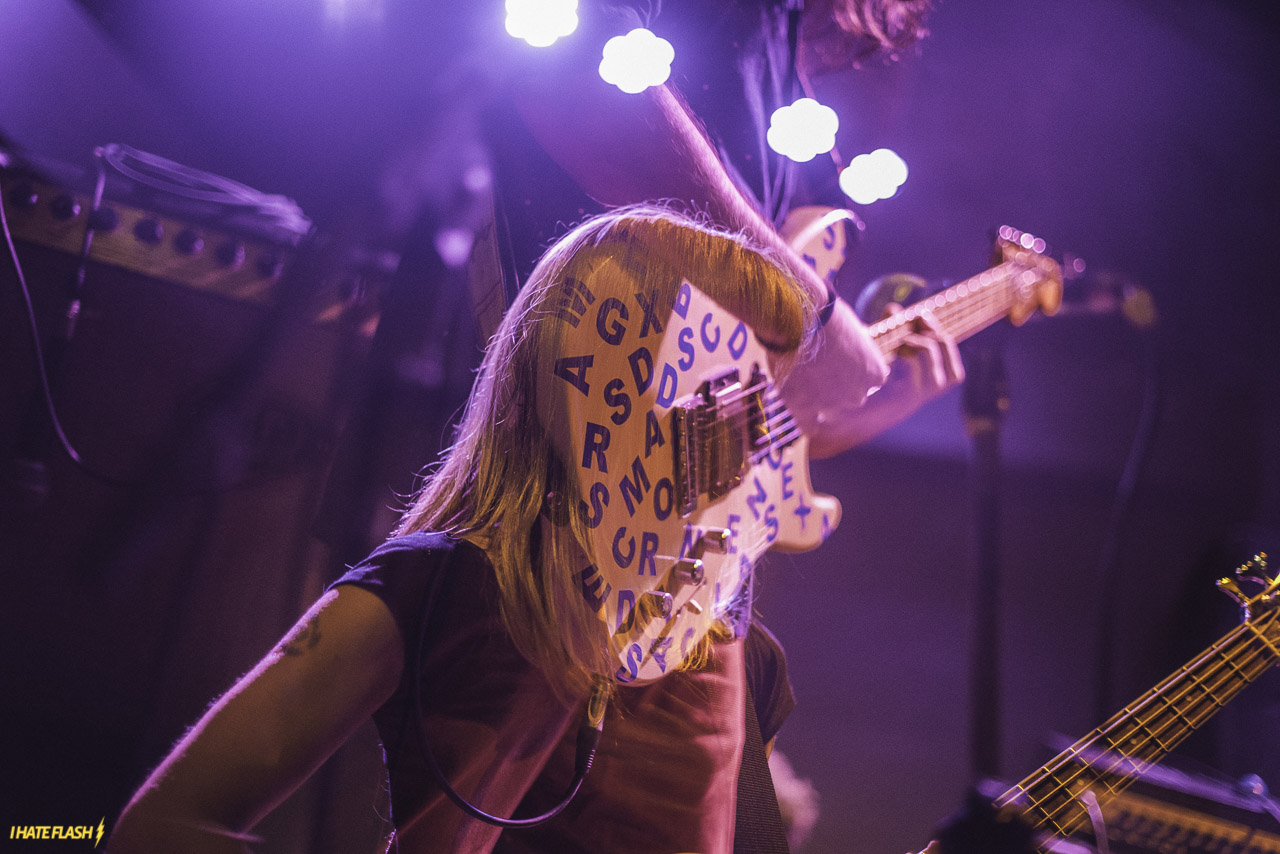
{"left": 672, "top": 367, "right": 767, "bottom": 517}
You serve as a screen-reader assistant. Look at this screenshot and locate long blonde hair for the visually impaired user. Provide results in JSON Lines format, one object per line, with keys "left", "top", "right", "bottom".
{"left": 395, "top": 206, "right": 816, "bottom": 699}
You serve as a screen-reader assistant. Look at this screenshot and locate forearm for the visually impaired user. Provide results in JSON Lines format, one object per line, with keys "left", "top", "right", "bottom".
{"left": 107, "top": 807, "right": 255, "bottom": 854}
{"left": 513, "top": 71, "right": 888, "bottom": 428}
{"left": 107, "top": 587, "right": 404, "bottom": 854}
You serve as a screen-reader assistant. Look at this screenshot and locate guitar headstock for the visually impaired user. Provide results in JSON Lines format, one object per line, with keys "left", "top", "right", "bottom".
{"left": 995, "top": 226, "right": 1064, "bottom": 325}
{"left": 1216, "top": 553, "right": 1274, "bottom": 620}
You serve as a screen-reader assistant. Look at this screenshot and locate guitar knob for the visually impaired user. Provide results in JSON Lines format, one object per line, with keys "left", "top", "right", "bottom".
{"left": 673, "top": 558, "right": 705, "bottom": 587}
{"left": 640, "top": 591, "right": 674, "bottom": 621}
{"left": 7, "top": 182, "right": 38, "bottom": 210}
{"left": 134, "top": 217, "right": 164, "bottom": 244}
{"left": 174, "top": 228, "right": 204, "bottom": 255}
{"left": 214, "top": 240, "right": 245, "bottom": 268}
{"left": 51, "top": 193, "right": 81, "bottom": 221}
{"left": 698, "top": 528, "right": 730, "bottom": 555}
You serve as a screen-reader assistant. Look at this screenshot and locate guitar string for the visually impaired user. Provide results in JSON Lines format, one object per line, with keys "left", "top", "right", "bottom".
{"left": 677, "top": 264, "right": 1041, "bottom": 498}
{"left": 1002, "top": 623, "right": 1266, "bottom": 819}
{"left": 1004, "top": 615, "right": 1279, "bottom": 834}
{"left": 684, "top": 262, "right": 1023, "bottom": 413}
{"left": 870, "top": 265, "right": 1016, "bottom": 336}
{"left": 1027, "top": 639, "right": 1276, "bottom": 838}
{"left": 1054, "top": 625, "right": 1274, "bottom": 784}
{"left": 873, "top": 272, "right": 1022, "bottom": 353}
{"left": 875, "top": 255, "right": 1056, "bottom": 348}
{"left": 681, "top": 262, "right": 1031, "bottom": 428}
{"left": 1014, "top": 634, "right": 1275, "bottom": 837}
{"left": 1013, "top": 624, "right": 1274, "bottom": 827}
{"left": 687, "top": 400, "right": 796, "bottom": 452}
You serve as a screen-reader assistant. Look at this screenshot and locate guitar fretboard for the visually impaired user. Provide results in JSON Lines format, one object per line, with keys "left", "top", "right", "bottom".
{"left": 997, "top": 608, "right": 1280, "bottom": 839}
{"left": 867, "top": 260, "right": 1046, "bottom": 356}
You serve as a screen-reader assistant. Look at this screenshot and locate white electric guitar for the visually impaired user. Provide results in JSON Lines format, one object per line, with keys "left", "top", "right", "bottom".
{"left": 559, "top": 213, "right": 1062, "bottom": 683}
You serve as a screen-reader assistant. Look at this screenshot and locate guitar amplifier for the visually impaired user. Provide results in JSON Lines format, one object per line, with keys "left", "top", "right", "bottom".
{"left": 0, "top": 145, "right": 406, "bottom": 830}
{"left": 0, "top": 145, "right": 388, "bottom": 321}
{"left": 1052, "top": 759, "right": 1280, "bottom": 854}
{"left": 0, "top": 145, "right": 394, "bottom": 490}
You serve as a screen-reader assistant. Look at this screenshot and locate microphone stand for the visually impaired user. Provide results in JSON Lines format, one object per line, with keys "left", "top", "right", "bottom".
{"left": 963, "top": 331, "right": 1009, "bottom": 781}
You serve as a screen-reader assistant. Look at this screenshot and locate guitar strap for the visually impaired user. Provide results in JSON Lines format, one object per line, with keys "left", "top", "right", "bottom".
{"left": 734, "top": 681, "right": 792, "bottom": 854}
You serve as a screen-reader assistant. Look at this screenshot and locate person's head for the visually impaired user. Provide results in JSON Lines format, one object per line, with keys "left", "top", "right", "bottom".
{"left": 799, "top": 0, "right": 934, "bottom": 78}
{"left": 396, "top": 205, "right": 814, "bottom": 698}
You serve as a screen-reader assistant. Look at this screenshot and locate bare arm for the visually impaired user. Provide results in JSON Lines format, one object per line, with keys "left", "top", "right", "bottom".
{"left": 794, "top": 305, "right": 966, "bottom": 457}
{"left": 107, "top": 586, "right": 404, "bottom": 854}
{"left": 509, "top": 26, "right": 891, "bottom": 452}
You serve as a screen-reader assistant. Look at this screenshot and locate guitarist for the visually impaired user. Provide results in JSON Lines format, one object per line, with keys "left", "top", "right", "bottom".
{"left": 108, "top": 2, "right": 962, "bottom": 852}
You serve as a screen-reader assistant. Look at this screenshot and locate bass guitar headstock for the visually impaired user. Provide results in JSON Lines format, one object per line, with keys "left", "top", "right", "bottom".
{"left": 995, "top": 226, "right": 1064, "bottom": 325}
{"left": 1216, "top": 553, "right": 1274, "bottom": 620}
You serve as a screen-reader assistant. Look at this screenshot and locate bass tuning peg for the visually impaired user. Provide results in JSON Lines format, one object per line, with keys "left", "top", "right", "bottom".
{"left": 1217, "top": 576, "right": 1251, "bottom": 614}
{"left": 1235, "top": 553, "right": 1272, "bottom": 586}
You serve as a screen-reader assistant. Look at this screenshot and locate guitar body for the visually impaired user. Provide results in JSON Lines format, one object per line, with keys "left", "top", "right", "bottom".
{"left": 541, "top": 212, "right": 1061, "bottom": 685}
{"left": 550, "top": 268, "right": 838, "bottom": 684}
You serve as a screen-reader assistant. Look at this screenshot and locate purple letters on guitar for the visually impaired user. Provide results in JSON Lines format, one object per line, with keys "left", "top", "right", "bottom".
{"left": 546, "top": 218, "right": 1061, "bottom": 684}
{"left": 549, "top": 270, "right": 837, "bottom": 684}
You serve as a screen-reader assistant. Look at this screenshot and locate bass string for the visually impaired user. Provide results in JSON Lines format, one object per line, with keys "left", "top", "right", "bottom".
{"left": 872, "top": 272, "right": 1019, "bottom": 353}
{"left": 902, "top": 257, "right": 1052, "bottom": 345}
{"left": 1030, "top": 638, "right": 1275, "bottom": 836}
{"left": 1008, "top": 616, "right": 1279, "bottom": 834}
{"left": 1028, "top": 625, "right": 1270, "bottom": 805}
{"left": 689, "top": 400, "right": 791, "bottom": 444}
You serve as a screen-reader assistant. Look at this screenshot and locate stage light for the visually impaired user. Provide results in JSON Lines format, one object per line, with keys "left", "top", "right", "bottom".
{"left": 766, "top": 98, "right": 839, "bottom": 163}
{"left": 323, "top": 0, "right": 384, "bottom": 27}
{"left": 505, "top": 0, "right": 579, "bottom": 48}
{"left": 436, "top": 227, "right": 474, "bottom": 268}
{"left": 598, "top": 28, "right": 674, "bottom": 94}
{"left": 839, "top": 148, "right": 909, "bottom": 205}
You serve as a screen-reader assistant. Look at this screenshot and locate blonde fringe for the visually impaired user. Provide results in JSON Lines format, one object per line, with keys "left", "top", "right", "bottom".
{"left": 395, "top": 205, "right": 815, "bottom": 701}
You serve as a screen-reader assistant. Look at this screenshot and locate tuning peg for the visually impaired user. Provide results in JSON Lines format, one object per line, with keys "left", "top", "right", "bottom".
{"left": 1061, "top": 252, "right": 1088, "bottom": 281}
{"left": 996, "top": 225, "right": 1048, "bottom": 255}
{"left": 1235, "top": 553, "right": 1272, "bottom": 586}
{"left": 1217, "top": 576, "right": 1252, "bottom": 616}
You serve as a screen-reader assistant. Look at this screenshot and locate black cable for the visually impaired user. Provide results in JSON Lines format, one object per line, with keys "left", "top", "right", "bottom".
{"left": 400, "top": 542, "right": 607, "bottom": 833}
{"left": 1, "top": 164, "right": 132, "bottom": 489}
{"left": 1093, "top": 328, "right": 1162, "bottom": 722}
{"left": 2, "top": 156, "right": 324, "bottom": 498}
{"left": 100, "top": 143, "right": 310, "bottom": 237}
{"left": 767, "top": 0, "right": 805, "bottom": 225}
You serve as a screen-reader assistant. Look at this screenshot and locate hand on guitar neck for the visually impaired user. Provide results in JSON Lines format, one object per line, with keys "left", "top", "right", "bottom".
{"left": 781, "top": 211, "right": 1063, "bottom": 457}
{"left": 802, "top": 297, "right": 965, "bottom": 457}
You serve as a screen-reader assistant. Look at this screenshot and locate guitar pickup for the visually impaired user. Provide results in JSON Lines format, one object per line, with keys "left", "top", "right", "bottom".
{"left": 672, "top": 368, "right": 763, "bottom": 517}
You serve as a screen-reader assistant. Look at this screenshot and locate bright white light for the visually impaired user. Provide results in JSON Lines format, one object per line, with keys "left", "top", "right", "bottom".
{"left": 839, "top": 148, "right": 909, "bottom": 205}
{"left": 323, "top": 0, "right": 385, "bottom": 28}
{"left": 505, "top": 0, "right": 578, "bottom": 48}
{"left": 766, "top": 98, "right": 839, "bottom": 163}
{"left": 436, "top": 228, "right": 474, "bottom": 268}
{"left": 598, "top": 28, "right": 674, "bottom": 94}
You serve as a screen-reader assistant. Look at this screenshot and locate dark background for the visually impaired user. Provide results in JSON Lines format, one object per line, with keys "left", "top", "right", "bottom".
{"left": 2, "top": 0, "right": 1278, "bottom": 851}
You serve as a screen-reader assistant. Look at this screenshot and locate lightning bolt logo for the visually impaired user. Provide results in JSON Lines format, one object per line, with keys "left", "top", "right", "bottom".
{"left": 95, "top": 818, "right": 105, "bottom": 847}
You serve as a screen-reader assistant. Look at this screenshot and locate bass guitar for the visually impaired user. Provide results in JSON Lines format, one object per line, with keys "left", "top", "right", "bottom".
{"left": 931, "top": 555, "right": 1277, "bottom": 852}
{"left": 560, "top": 218, "right": 1062, "bottom": 683}
{"left": 982, "top": 553, "right": 1278, "bottom": 850}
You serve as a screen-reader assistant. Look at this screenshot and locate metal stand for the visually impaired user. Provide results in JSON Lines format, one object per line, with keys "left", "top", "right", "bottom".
{"left": 964, "top": 335, "right": 1009, "bottom": 780}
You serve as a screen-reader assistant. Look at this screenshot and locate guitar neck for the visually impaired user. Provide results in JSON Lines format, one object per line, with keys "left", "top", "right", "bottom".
{"left": 996, "top": 609, "right": 1280, "bottom": 839}
{"left": 866, "top": 260, "right": 1031, "bottom": 357}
